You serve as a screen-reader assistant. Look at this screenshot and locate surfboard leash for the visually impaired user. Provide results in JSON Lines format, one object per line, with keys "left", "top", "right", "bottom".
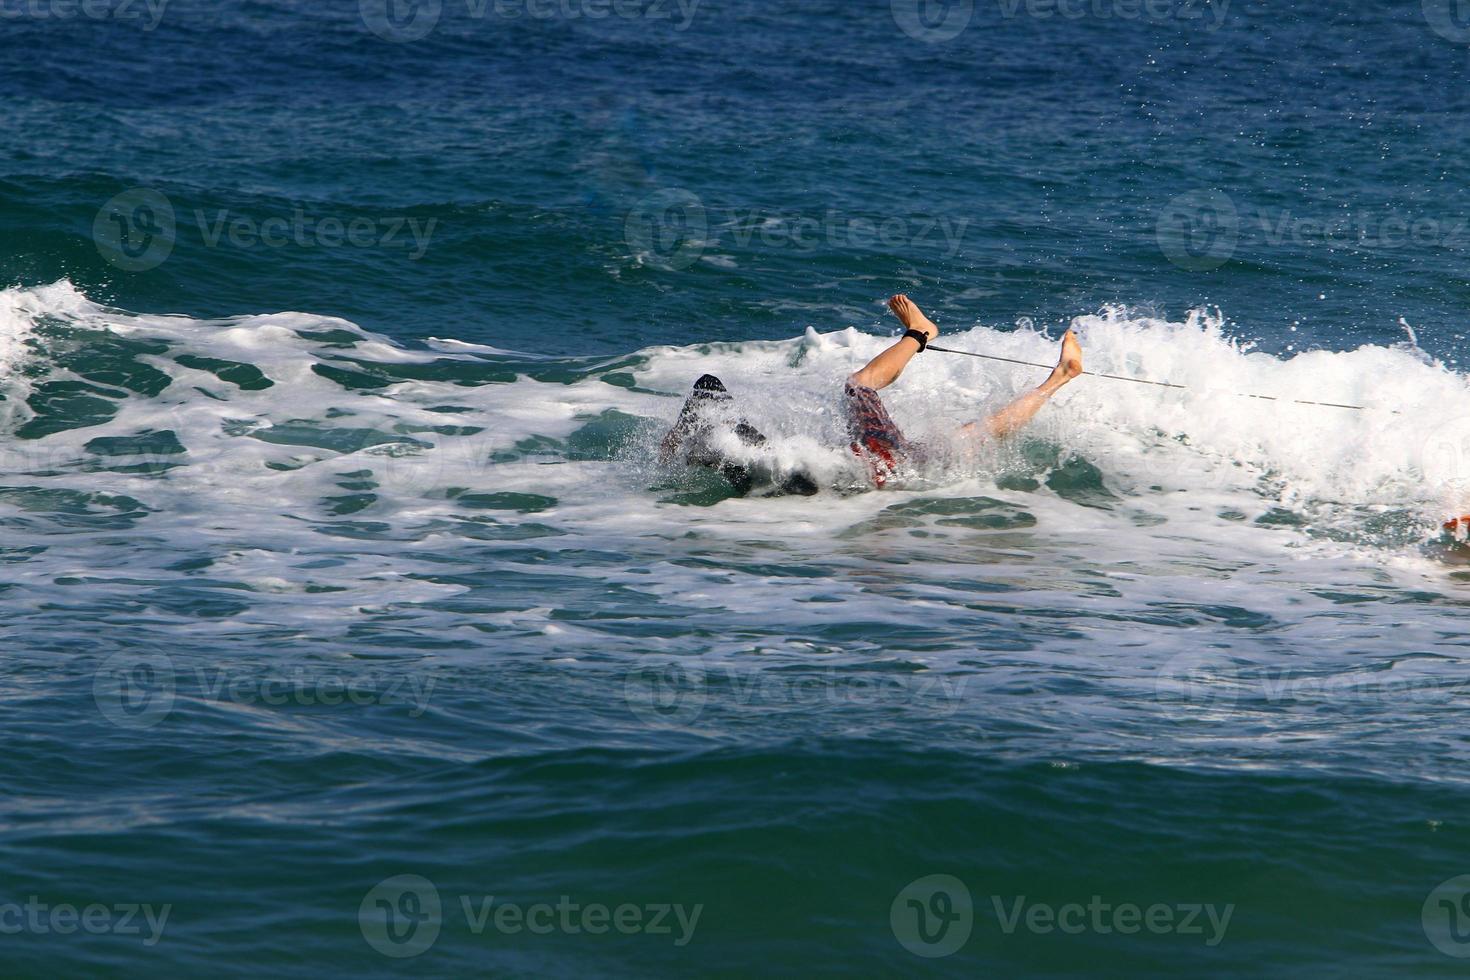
{"left": 924, "top": 344, "right": 1373, "bottom": 412}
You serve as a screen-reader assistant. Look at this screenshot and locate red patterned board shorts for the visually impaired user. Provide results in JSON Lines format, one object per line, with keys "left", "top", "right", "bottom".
{"left": 844, "top": 383, "right": 922, "bottom": 488}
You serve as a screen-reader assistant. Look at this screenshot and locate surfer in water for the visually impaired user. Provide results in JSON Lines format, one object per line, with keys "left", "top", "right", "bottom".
{"left": 660, "top": 294, "right": 1084, "bottom": 493}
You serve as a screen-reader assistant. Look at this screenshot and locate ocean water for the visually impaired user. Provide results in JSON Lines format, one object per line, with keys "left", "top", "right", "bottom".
{"left": 6, "top": 0, "right": 1470, "bottom": 975}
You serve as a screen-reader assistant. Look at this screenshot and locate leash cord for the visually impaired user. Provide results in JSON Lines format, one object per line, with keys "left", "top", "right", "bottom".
{"left": 925, "top": 344, "right": 1372, "bottom": 412}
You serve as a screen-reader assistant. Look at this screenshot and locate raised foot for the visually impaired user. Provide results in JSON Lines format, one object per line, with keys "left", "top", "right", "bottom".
{"left": 1055, "top": 329, "right": 1083, "bottom": 382}
{"left": 887, "top": 294, "right": 939, "bottom": 342}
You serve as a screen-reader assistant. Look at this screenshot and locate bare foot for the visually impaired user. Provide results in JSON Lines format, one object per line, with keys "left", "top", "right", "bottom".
{"left": 1053, "top": 329, "right": 1083, "bottom": 383}
{"left": 888, "top": 294, "right": 939, "bottom": 342}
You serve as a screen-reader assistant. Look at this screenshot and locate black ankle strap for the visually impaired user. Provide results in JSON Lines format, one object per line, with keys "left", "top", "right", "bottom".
{"left": 903, "top": 329, "right": 930, "bottom": 352}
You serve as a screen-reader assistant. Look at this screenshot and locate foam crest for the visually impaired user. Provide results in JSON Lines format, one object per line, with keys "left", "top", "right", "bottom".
{"left": 0, "top": 278, "right": 78, "bottom": 391}
{"left": 3, "top": 279, "right": 1468, "bottom": 562}
{"left": 1036, "top": 308, "right": 1470, "bottom": 517}
{"left": 633, "top": 308, "right": 1470, "bottom": 526}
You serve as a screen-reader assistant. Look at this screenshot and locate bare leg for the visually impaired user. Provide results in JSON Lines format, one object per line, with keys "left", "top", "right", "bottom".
{"left": 962, "top": 329, "right": 1083, "bottom": 442}
{"left": 848, "top": 295, "right": 939, "bottom": 391}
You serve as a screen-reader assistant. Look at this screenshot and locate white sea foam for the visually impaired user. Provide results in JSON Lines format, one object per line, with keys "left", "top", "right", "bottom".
{"left": 3, "top": 279, "right": 1470, "bottom": 705}
{"left": 632, "top": 307, "right": 1470, "bottom": 531}
{"left": 4, "top": 281, "right": 1468, "bottom": 542}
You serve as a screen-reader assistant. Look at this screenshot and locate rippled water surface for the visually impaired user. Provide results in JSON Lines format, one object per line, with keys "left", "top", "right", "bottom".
{"left": 5, "top": 1, "right": 1470, "bottom": 975}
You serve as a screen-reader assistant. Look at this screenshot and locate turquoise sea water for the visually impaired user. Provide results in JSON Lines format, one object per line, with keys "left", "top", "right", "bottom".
{"left": 6, "top": 1, "right": 1470, "bottom": 975}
